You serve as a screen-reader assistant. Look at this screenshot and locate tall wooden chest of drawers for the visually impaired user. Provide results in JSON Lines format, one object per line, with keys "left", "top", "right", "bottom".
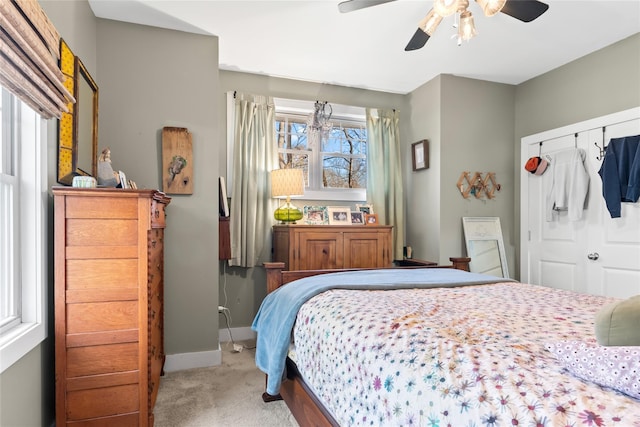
{"left": 53, "top": 188, "right": 170, "bottom": 427}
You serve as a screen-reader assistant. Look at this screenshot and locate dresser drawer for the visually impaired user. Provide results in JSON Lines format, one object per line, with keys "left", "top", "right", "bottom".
{"left": 67, "top": 384, "right": 139, "bottom": 420}
{"left": 67, "top": 343, "right": 138, "bottom": 377}
{"left": 67, "top": 301, "right": 138, "bottom": 333}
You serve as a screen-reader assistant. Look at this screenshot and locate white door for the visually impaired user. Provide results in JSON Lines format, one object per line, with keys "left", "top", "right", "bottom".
{"left": 521, "top": 108, "right": 640, "bottom": 298}
{"left": 584, "top": 120, "right": 640, "bottom": 298}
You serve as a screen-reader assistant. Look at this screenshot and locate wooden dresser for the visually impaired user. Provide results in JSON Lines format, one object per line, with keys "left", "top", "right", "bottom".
{"left": 272, "top": 224, "right": 393, "bottom": 270}
{"left": 53, "top": 187, "right": 170, "bottom": 427}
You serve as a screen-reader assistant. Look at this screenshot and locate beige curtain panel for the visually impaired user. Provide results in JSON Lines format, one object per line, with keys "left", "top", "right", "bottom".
{"left": 0, "top": 0, "right": 74, "bottom": 119}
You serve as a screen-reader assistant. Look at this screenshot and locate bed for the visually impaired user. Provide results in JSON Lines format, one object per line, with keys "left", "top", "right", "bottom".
{"left": 252, "top": 260, "right": 640, "bottom": 427}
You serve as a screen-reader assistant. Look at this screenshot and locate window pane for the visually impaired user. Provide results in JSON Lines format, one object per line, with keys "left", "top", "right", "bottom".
{"left": 325, "top": 125, "right": 367, "bottom": 156}
{"left": 276, "top": 118, "right": 308, "bottom": 151}
{"left": 322, "top": 155, "right": 366, "bottom": 189}
{"left": 278, "top": 153, "right": 309, "bottom": 186}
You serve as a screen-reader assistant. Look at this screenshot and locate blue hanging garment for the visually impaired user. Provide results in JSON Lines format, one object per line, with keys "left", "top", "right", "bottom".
{"left": 598, "top": 134, "right": 640, "bottom": 218}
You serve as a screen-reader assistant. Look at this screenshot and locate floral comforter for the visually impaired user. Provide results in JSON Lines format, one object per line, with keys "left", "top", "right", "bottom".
{"left": 291, "top": 282, "right": 640, "bottom": 426}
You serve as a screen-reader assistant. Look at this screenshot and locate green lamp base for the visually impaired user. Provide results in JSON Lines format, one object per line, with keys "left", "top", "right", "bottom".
{"left": 274, "top": 203, "right": 303, "bottom": 224}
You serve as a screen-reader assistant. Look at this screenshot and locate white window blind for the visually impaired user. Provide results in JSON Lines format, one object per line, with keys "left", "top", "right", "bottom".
{"left": 0, "top": 0, "right": 74, "bottom": 118}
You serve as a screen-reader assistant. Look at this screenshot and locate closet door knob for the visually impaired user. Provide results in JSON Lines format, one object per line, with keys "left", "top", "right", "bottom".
{"left": 587, "top": 252, "right": 600, "bottom": 260}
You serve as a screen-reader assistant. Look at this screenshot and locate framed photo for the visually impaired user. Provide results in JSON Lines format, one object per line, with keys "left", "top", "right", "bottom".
{"left": 327, "top": 206, "right": 351, "bottom": 225}
{"left": 356, "top": 204, "right": 373, "bottom": 215}
{"left": 364, "top": 213, "right": 379, "bottom": 225}
{"left": 412, "top": 139, "right": 429, "bottom": 171}
{"left": 303, "top": 206, "right": 328, "bottom": 225}
{"left": 350, "top": 211, "right": 364, "bottom": 225}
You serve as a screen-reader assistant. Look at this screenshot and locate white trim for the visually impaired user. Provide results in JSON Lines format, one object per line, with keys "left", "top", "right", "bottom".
{"left": 163, "top": 347, "right": 222, "bottom": 372}
{"left": 519, "top": 107, "right": 640, "bottom": 282}
{"left": 218, "top": 326, "right": 256, "bottom": 343}
{"left": 0, "top": 99, "right": 47, "bottom": 373}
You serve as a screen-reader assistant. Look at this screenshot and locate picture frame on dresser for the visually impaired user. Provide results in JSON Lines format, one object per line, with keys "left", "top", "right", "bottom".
{"left": 328, "top": 206, "right": 351, "bottom": 225}
{"left": 350, "top": 211, "right": 364, "bottom": 224}
{"left": 356, "top": 204, "right": 373, "bottom": 215}
{"left": 303, "top": 205, "right": 328, "bottom": 225}
{"left": 364, "top": 213, "right": 379, "bottom": 225}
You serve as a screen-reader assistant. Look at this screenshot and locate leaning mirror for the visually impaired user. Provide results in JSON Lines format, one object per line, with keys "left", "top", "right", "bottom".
{"left": 57, "top": 40, "right": 98, "bottom": 184}
{"left": 462, "top": 217, "right": 509, "bottom": 278}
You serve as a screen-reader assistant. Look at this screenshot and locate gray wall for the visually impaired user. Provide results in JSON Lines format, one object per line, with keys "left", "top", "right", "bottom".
{"left": 405, "top": 76, "right": 442, "bottom": 263}
{"left": 440, "top": 75, "right": 516, "bottom": 271}
{"left": 513, "top": 33, "right": 640, "bottom": 274}
{"left": 0, "top": 1, "right": 97, "bottom": 426}
{"left": 218, "top": 70, "right": 407, "bottom": 327}
{"left": 405, "top": 75, "right": 516, "bottom": 270}
{"left": 96, "top": 19, "right": 220, "bottom": 356}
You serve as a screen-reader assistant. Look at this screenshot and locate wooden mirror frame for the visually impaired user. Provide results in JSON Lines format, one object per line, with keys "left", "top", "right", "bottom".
{"left": 57, "top": 40, "right": 98, "bottom": 185}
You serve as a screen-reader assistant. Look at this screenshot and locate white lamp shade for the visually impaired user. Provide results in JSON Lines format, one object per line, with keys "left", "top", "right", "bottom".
{"left": 271, "top": 168, "right": 304, "bottom": 199}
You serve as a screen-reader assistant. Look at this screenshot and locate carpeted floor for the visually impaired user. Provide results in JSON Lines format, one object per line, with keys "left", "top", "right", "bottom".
{"left": 154, "top": 341, "right": 299, "bottom": 427}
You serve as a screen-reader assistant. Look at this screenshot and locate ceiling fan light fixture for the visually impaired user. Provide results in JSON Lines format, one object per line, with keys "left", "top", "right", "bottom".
{"left": 476, "top": 0, "right": 507, "bottom": 17}
{"left": 458, "top": 10, "right": 477, "bottom": 42}
{"left": 433, "top": 0, "right": 459, "bottom": 17}
{"left": 420, "top": 9, "right": 443, "bottom": 35}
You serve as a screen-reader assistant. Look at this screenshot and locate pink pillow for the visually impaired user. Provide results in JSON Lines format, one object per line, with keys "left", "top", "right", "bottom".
{"left": 546, "top": 340, "right": 640, "bottom": 400}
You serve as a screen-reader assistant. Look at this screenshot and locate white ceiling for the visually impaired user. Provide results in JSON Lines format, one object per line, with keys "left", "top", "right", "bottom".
{"left": 88, "top": 0, "right": 640, "bottom": 94}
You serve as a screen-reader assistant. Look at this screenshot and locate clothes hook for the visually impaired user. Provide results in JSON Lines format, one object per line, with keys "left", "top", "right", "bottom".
{"left": 595, "top": 126, "right": 607, "bottom": 161}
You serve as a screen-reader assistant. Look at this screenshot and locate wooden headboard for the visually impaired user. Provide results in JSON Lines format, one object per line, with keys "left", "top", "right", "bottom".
{"left": 263, "top": 257, "right": 471, "bottom": 293}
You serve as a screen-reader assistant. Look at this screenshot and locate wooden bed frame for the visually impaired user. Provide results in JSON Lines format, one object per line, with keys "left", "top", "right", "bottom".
{"left": 260, "top": 257, "right": 471, "bottom": 427}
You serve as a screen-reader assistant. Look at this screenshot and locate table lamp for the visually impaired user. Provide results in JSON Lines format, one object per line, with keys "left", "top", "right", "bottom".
{"left": 271, "top": 168, "right": 304, "bottom": 224}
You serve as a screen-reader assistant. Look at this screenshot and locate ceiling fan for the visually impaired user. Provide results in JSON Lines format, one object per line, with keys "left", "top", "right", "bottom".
{"left": 338, "top": 0, "right": 549, "bottom": 50}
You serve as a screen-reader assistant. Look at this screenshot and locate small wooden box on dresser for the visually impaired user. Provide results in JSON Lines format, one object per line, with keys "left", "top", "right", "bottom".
{"left": 53, "top": 187, "right": 171, "bottom": 427}
{"left": 272, "top": 224, "right": 393, "bottom": 270}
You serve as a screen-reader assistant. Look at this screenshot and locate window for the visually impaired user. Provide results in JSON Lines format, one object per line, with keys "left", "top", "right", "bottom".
{"left": 0, "top": 87, "right": 47, "bottom": 373}
{"left": 275, "top": 99, "right": 367, "bottom": 201}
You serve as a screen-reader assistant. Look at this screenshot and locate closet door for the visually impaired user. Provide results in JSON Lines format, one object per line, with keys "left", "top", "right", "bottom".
{"left": 522, "top": 109, "right": 640, "bottom": 298}
{"left": 525, "top": 133, "right": 589, "bottom": 293}
{"left": 584, "top": 120, "right": 640, "bottom": 297}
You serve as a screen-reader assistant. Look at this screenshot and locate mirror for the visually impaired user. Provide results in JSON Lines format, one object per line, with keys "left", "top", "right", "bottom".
{"left": 57, "top": 40, "right": 98, "bottom": 184}
{"left": 462, "top": 217, "right": 509, "bottom": 278}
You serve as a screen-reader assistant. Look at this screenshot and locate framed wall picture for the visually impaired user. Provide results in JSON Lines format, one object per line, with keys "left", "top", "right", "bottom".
{"left": 350, "top": 211, "right": 364, "bottom": 225}
{"left": 327, "top": 206, "right": 351, "bottom": 225}
{"left": 412, "top": 139, "right": 429, "bottom": 171}
{"left": 364, "top": 213, "right": 379, "bottom": 225}
{"left": 303, "top": 206, "right": 328, "bottom": 225}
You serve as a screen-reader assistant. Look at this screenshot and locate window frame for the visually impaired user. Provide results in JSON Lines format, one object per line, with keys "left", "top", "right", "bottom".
{"left": 274, "top": 97, "right": 367, "bottom": 202}
{"left": 225, "top": 92, "right": 367, "bottom": 202}
{"left": 0, "top": 88, "right": 48, "bottom": 373}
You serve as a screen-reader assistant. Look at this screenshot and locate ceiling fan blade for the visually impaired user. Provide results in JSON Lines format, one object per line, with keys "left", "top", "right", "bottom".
{"left": 405, "top": 28, "right": 431, "bottom": 51}
{"left": 499, "top": 0, "right": 549, "bottom": 22}
{"left": 338, "top": 0, "right": 396, "bottom": 13}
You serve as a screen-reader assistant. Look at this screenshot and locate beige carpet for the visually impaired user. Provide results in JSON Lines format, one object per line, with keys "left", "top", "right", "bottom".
{"left": 154, "top": 341, "right": 299, "bottom": 427}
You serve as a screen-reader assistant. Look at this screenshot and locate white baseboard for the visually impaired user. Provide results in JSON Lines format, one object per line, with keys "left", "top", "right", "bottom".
{"left": 219, "top": 326, "right": 256, "bottom": 343}
{"left": 162, "top": 327, "right": 254, "bottom": 372}
{"left": 164, "top": 346, "right": 222, "bottom": 372}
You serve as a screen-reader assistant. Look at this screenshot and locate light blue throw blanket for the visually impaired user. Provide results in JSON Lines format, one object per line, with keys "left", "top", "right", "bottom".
{"left": 252, "top": 268, "right": 512, "bottom": 395}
